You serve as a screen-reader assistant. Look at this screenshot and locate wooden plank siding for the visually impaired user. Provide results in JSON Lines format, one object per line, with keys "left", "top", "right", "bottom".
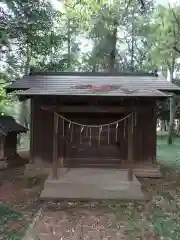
{"left": 31, "top": 98, "right": 54, "bottom": 161}
{"left": 30, "top": 97, "right": 157, "bottom": 167}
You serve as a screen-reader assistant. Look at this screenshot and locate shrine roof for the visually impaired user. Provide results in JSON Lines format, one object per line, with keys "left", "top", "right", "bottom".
{"left": 0, "top": 116, "right": 28, "bottom": 136}
{"left": 5, "top": 72, "right": 180, "bottom": 97}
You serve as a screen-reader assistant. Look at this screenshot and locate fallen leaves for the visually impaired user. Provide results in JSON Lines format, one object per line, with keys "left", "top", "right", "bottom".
{"left": 1, "top": 164, "right": 180, "bottom": 239}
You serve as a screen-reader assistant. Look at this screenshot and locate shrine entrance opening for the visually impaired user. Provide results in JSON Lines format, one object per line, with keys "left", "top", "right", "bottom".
{"left": 41, "top": 103, "right": 135, "bottom": 180}
{"left": 66, "top": 113, "right": 120, "bottom": 167}
{"left": 57, "top": 111, "right": 131, "bottom": 168}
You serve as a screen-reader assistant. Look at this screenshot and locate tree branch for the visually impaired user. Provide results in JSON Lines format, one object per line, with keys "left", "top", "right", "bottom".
{"left": 173, "top": 46, "right": 180, "bottom": 54}
{"left": 170, "top": 6, "right": 180, "bottom": 55}
{"left": 138, "top": 0, "right": 145, "bottom": 9}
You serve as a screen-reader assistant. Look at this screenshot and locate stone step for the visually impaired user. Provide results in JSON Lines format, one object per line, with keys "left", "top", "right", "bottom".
{"left": 134, "top": 169, "right": 162, "bottom": 178}
{"left": 64, "top": 163, "right": 121, "bottom": 168}
{"left": 40, "top": 184, "right": 145, "bottom": 200}
{"left": 65, "top": 158, "right": 121, "bottom": 164}
{"left": 63, "top": 165, "right": 162, "bottom": 177}
{"left": 44, "top": 178, "right": 141, "bottom": 191}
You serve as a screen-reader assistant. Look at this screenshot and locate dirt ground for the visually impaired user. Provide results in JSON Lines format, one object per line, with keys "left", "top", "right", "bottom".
{"left": 28, "top": 178, "right": 179, "bottom": 240}
{"left": 0, "top": 166, "right": 180, "bottom": 240}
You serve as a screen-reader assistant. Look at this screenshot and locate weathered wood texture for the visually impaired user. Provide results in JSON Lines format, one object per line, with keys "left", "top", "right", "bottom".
{"left": 30, "top": 97, "right": 157, "bottom": 167}
{"left": 128, "top": 114, "right": 133, "bottom": 181}
{"left": 0, "top": 138, "right": 4, "bottom": 160}
{"left": 31, "top": 98, "right": 54, "bottom": 161}
{"left": 5, "top": 133, "right": 17, "bottom": 159}
{"left": 30, "top": 99, "right": 34, "bottom": 163}
{"left": 52, "top": 113, "right": 58, "bottom": 179}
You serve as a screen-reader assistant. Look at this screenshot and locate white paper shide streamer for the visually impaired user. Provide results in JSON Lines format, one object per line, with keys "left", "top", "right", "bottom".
{"left": 80, "top": 126, "right": 84, "bottom": 144}
{"left": 99, "top": 126, "right": 102, "bottom": 146}
{"left": 42, "top": 106, "right": 133, "bottom": 146}
{"left": 116, "top": 122, "right": 119, "bottom": 141}
{"left": 55, "top": 112, "right": 132, "bottom": 145}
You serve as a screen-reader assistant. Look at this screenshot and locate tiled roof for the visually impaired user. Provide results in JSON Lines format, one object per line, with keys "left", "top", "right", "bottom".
{"left": 0, "top": 116, "right": 28, "bottom": 135}
{"left": 6, "top": 72, "right": 180, "bottom": 97}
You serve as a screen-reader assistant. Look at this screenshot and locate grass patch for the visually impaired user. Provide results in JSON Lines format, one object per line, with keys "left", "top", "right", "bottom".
{"left": 151, "top": 201, "right": 180, "bottom": 239}
{"left": 157, "top": 136, "right": 180, "bottom": 165}
{"left": 99, "top": 137, "right": 180, "bottom": 239}
{"left": 157, "top": 136, "right": 180, "bottom": 182}
{"left": 154, "top": 136, "right": 180, "bottom": 238}
{"left": 0, "top": 204, "right": 29, "bottom": 240}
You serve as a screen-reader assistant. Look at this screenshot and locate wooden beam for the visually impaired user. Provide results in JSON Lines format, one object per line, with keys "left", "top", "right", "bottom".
{"left": 41, "top": 105, "right": 146, "bottom": 113}
{"left": 52, "top": 112, "right": 58, "bottom": 179}
{"left": 128, "top": 114, "right": 133, "bottom": 181}
{"left": 60, "top": 106, "right": 129, "bottom": 113}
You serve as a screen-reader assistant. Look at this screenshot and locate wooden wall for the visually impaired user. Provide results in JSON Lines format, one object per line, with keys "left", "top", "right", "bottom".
{"left": 30, "top": 97, "right": 157, "bottom": 166}
{"left": 31, "top": 98, "right": 54, "bottom": 161}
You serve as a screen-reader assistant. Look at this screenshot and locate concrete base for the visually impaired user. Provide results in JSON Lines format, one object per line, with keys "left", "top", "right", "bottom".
{"left": 24, "top": 161, "right": 162, "bottom": 179}
{"left": 40, "top": 168, "right": 145, "bottom": 200}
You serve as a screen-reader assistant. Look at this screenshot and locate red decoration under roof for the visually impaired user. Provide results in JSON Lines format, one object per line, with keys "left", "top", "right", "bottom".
{"left": 72, "top": 84, "right": 121, "bottom": 92}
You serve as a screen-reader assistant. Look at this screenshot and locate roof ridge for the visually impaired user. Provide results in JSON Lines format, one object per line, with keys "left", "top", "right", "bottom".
{"left": 29, "top": 71, "right": 158, "bottom": 77}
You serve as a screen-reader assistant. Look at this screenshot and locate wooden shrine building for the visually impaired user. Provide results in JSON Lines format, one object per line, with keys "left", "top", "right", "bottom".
{"left": 0, "top": 115, "right": 27, "bottom": 166}
{"left": 6, "top": 72, "right": 180, "bottom": 181}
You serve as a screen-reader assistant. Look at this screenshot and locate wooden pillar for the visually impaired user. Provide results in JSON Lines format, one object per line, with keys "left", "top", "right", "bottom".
{"left": 30, "top": 99, "right": 35, "bottom": 163}
{"left": 52, "top": 112, "right": 58, "bottom": 179}
{"left": 58, "top": 118, "right": 65, "bottom": 167}
{"left": 0, "top": 138, "right": 4, "bottom": 159}
{"left": 152, "top": 105, "right": 157, "bottom": 164}
{"left": 59, "top": 137, "right": 64, "bottom": 167}
{"left": 128, "top": 114, "right": 133, "bottom": 181}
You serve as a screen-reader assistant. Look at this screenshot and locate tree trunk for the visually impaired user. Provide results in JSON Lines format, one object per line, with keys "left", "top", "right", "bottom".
{"left": 67, "top": 17, "right": 71, "bottom": 70}
{"left": 92, "top": 65, "right": 96, "bottom": 72}
{"left": 177, "top": 119, "right": 180, "bottom": 134}
{"left": 165, "top": 120, "right": 168, "bottom": 131}
{"left": 131, "top": 10, "right": 135, "bottom": 71}
{"left": 160, "top": 120, "right": 165, "bottom": 131}
{"left": 18, "top": 44, "right": 31, "bottom": 146}
{"left": 109, "top": 19, "right": 117, "bottom": 71}
{"left": 167, "top": 97, "right": 176, "bottom": 144}
{"left": 166, "top": 65, "right": 176, "bottom": 144}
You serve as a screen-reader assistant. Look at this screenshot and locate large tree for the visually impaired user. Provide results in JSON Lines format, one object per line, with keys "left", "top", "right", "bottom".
{"left": 149, "top": 4, "right": 180, "bottom": 143}
{"left": 1, "top": 0, "right": 63, "bottom": 127}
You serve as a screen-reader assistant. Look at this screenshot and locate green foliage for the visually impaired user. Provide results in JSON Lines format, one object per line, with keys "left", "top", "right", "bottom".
{"left": 1, "top": 0, "right": 180, "bottom": 74}
{"left": 0, "top": 73, "right": 17, "bottom": 116}
{"left": 1, "top": 0, "right": 180, "bottom": 125}
{"left": 157, "top": 136, "right": 180, "bottom": 168}
{"left": 148, "top": 5, "right": 180, "bottom": 70}
{"left": 1, "top": 0, "right": 66, "bottom": 75}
